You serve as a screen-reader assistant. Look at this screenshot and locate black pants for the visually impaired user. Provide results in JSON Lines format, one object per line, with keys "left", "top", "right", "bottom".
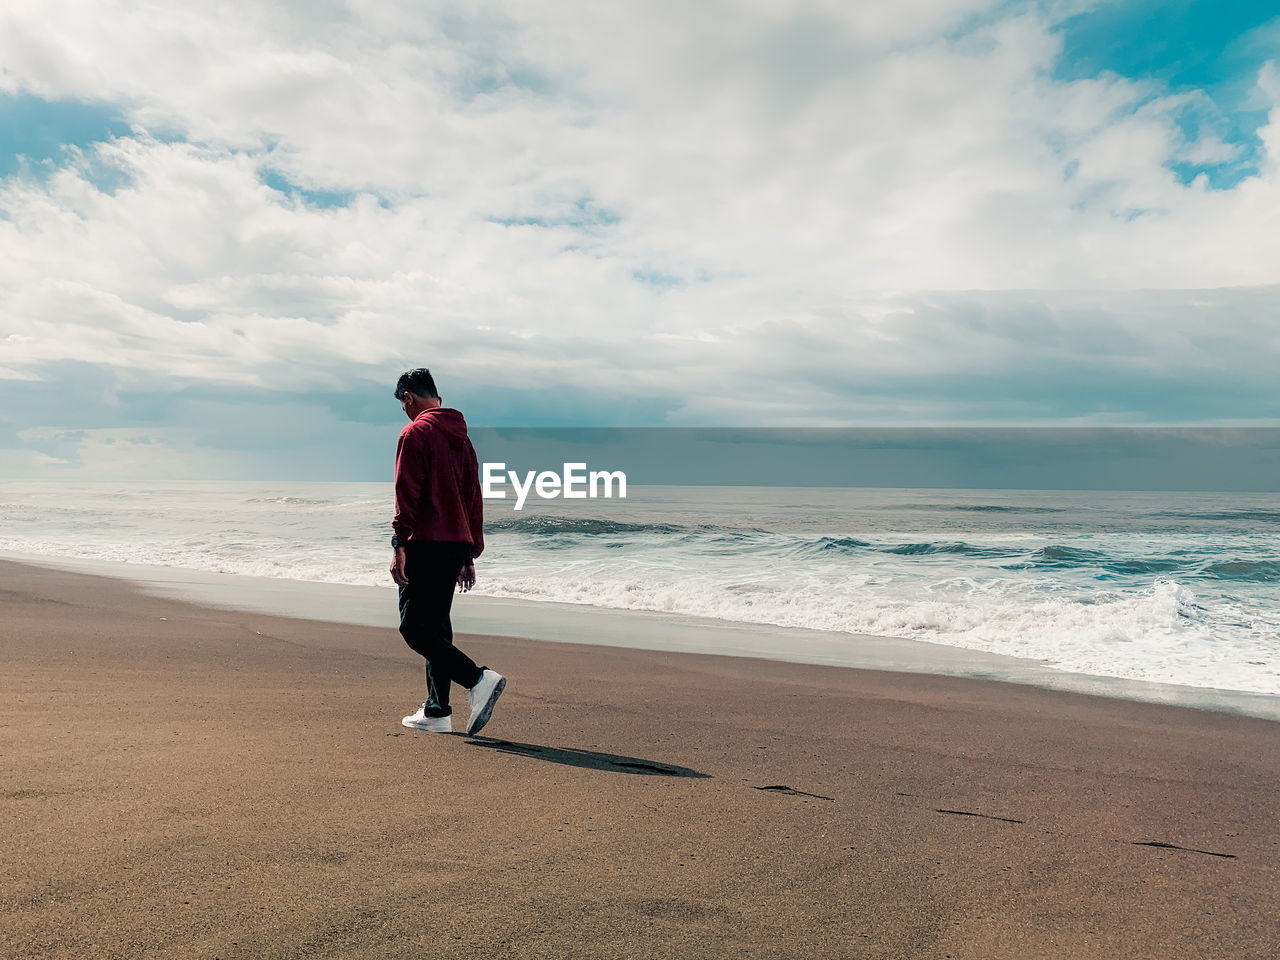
{"left": 398, "top": 541, "right": 483, "bottom": 711}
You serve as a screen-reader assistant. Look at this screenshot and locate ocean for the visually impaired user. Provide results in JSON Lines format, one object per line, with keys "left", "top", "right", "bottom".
{"left": 1, "top": 480, "right": 1277, "bottom": 695}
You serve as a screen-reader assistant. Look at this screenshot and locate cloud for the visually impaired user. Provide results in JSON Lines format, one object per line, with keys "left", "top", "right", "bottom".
{"left": 0, "top": 365, "right": 40, "bottom": 381}
{"left": 1, "top": 0, "right": 1279, "bottom": 476}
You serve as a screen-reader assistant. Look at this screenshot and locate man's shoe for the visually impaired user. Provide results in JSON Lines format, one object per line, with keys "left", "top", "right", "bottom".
{"left": 402, "top": 703, "right": 452, "bottom": 733}
{"left": 466, "top": 669, "right": 506, "bottom": 736}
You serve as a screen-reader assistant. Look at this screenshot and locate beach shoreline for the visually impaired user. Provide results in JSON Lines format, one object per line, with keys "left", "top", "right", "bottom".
{"left": 5, "top": 550, "right": 1278, "bottom": 722}
{"left": 3, "top": 556, "right": 1279, "bottom": 959}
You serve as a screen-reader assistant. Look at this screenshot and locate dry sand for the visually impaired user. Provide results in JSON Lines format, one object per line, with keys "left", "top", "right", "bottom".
{"left": 3, "top": 558, "right": 1278, "bottom": 959}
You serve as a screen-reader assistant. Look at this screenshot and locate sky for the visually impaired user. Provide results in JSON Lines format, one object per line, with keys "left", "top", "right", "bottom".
{"left": 1, "top": 0, "right": 1279, "bottom": 480}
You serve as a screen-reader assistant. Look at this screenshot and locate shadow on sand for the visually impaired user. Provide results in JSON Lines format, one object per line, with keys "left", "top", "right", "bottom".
{"left": 464, "top": 736, "right": 710, "bottom": 778}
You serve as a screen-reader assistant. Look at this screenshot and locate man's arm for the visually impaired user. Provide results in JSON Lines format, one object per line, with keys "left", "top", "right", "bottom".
{"left": 390, "top": 427, "right": 425, "bottom": 586}
{"left": 392, "top": 429, "right": 423, "bottom": 545}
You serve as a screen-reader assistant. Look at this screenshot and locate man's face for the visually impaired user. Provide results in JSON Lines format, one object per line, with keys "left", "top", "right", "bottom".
{"left": 399, "top": 393, "right": 415, "bottom": 420}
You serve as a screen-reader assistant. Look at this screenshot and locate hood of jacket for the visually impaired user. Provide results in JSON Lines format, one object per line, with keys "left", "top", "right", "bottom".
{"left": 414, "top": 406, "right": 470, "bottom": 440}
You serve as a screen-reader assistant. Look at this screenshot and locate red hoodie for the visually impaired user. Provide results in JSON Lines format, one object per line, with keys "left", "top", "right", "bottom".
{"left": 392, "top": 407, "right": 485, "bottom": 558}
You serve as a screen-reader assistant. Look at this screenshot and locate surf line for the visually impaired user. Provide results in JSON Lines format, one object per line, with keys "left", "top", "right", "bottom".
{"left": 482, "top": 462, "right": 627, "bottom": 511}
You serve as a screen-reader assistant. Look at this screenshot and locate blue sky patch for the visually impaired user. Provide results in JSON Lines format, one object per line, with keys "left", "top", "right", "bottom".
{"left": 1053, "top": 2, "right": 1279, "bottom": 189}
{"left": 0, "top": 93, "right": 133, "bottom": 180}
{"left": 455, "top": 65, "right": 556, "bottom": 101}
{"left": 490, "top": 195, "right": 620, "bottom": 230}
{"left": 631, "top": 269, "right": 684, "bottom": 289}
{"left": 258, "top": 168, "right": 357, "bottom": 209}
{"left": 436, "top": 7, "right": 559, "bottom": 102}
{"left": 1053, "top": 2, "right": 1277, "bottom": 91}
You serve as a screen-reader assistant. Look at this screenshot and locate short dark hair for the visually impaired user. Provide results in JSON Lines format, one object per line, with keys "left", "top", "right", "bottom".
{"left": 395, "top": 368, "right": 439, "bottom": 401}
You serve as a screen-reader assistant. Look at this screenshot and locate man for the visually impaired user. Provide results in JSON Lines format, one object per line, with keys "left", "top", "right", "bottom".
{"left": 390, "top": 368, "right": 505, "bottom": 736}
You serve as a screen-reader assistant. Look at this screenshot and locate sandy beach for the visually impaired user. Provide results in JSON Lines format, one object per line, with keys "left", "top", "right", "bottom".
{"left": 3, "top": 557, "right": 1278, "bottom": 959}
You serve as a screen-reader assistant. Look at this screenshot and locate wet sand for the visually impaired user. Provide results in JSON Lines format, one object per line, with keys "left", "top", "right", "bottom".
{"left": 3, "top": 558, "right": 1278, "bottom": 958}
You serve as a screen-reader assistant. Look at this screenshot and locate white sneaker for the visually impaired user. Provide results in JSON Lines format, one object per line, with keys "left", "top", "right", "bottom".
{"left": 402, "top": 703, "right": 452, "bottom": 733}
{"left": 466, "top": 669, "right": 506, "bottom": 736}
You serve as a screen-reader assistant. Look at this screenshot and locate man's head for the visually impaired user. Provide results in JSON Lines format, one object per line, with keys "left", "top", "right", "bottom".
{"left": 395, "top": 368, "right": 442, "bottom": 420}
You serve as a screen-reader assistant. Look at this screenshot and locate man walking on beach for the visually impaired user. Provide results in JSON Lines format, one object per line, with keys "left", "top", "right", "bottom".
{"left": 390, "top": 368, "right": 505, "bottom": 736}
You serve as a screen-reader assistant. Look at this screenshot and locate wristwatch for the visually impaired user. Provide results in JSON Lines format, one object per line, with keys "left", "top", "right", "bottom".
{"left": 391, "top": 535, "right": 402, "bottom": 549}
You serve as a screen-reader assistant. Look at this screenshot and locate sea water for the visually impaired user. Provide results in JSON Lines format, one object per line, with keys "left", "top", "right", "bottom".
{"left": 1, "top": 480, "right": 1277, "bottom": 695}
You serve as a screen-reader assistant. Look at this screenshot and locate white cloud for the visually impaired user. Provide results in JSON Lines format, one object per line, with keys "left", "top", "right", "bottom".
{"left": 0, "top": 364, "right": 40, "bottom": 380}
{"left": 0, "top": 0, "right": 1278, "bottom": 434}
{"left": 30, "top": 429, "right": 217, "bottom": 479}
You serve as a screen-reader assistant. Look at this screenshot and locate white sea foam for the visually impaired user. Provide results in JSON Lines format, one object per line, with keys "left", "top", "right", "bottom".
{"left": 2, "top": 481, "right": 1278, "bottom": 695}
{"left": 473, "top": 571, "right": 1279, "bottom": 694}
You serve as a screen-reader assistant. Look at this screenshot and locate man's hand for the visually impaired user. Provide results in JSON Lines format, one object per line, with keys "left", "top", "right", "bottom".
{"left": 457, "top": 562, "right": 476, "bottom": 592}
{"left": 390, "top": 546, "right": 408, "bottom": 586}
